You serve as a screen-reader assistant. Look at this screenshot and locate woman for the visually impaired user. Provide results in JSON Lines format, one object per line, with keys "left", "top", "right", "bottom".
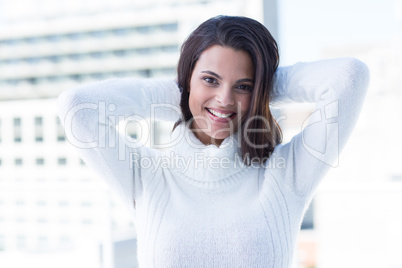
{"left": 58, "top": 15, "right": 369, "bottom": 267}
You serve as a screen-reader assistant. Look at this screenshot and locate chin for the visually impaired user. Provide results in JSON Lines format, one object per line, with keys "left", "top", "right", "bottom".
{"left": 210, "top": 131, "right": 232, "bottom": 140}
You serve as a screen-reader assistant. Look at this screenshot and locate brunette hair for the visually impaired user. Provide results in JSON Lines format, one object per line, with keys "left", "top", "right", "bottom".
{"left": 175, "top": 15, "right": 282, "bottom": 165}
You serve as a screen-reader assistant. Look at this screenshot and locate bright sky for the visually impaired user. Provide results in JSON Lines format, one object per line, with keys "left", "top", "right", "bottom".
{"left": 278, "top": 0, "right": 402, "bottom": 64}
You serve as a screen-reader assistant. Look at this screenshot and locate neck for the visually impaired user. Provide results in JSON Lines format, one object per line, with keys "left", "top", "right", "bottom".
{"left": 190, "top": 123, "right": 224, "bottom": 147}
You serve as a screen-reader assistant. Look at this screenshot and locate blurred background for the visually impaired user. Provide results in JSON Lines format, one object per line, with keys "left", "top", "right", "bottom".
{"left": 0, "top": 0, "right": 401, "bottom": 267}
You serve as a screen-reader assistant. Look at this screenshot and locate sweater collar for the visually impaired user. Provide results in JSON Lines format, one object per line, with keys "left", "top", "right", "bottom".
{"left": 163, "top": 123, "right": 248, "bottom": 182}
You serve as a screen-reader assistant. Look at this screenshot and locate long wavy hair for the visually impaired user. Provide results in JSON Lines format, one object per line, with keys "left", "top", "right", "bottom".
{"left": 175, "top": 15, "right": 282, "bottom": 165}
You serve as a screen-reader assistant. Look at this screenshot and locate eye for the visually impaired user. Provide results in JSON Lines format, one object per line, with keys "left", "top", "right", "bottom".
{"left": 203, "top": 76, "right": 219, "bottom": 85}
{"left": 235, "top": 84, "right": 253, "bottom": 93}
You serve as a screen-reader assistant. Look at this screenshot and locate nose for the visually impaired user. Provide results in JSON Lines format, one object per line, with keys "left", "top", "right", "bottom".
{"left": 216, "top": 85, "right": 235, "bottom": 107}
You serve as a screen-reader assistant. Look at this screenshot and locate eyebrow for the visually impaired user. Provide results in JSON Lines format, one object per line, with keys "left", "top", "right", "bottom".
{"left": 235, "top": 78, "right": 254, "bottom": 84}
{"left": 201, "top": 70, "right": 222, "bottom": 80}
{"left": 201, "top": 70, "right": 254, "bottom": 84}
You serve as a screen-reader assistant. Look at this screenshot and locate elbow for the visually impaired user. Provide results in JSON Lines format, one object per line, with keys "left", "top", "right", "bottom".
{"left": 57, "top": 85, "right": 97, "bottom": 127}
{"left": 344, "top": 58, "right": 370, "bottom": 94}
{"left": 57, "top": 88, "right": 82, "bottom": 126}
{"left": 57, "top": 86, "right": 101, "bottom": 147}
{"left": 57, "top": 89, "right": 75, "bottom": 127}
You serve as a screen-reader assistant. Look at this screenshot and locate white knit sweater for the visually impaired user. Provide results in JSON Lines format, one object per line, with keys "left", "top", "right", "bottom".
{"left": 58, "top": 58, "right": 369, "bottom": 267}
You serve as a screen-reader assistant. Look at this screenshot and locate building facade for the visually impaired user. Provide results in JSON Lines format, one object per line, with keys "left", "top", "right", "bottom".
{"left": 0, "top": 0, "right": 267, "bottom": 267}
{"left": 314, "top": 43, "right": 402, "bottom": 268}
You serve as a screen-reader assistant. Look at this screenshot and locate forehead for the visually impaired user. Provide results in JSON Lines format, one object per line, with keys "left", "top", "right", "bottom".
{"left": 194, "top": 45, "right": 254, "bottom": 79}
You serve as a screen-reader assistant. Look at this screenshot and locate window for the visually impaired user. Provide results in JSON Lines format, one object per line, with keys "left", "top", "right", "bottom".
{"left": 58, "top": 158, "right": 67, "bottom": 165}
{"left": 113, "top": 71, "right": 131, "bottom": 78}
{"left": 13, "top": 118, "right": 22, "bottom": 142}
{"left": 161, "top": 45, "right": 179, "bottom": 53}
{"left": 81, "top": 201, "right": 92, "bottom": 207}
{"left": 301, "top": 201, "right": 314, "bottom": 230}
{"left": 137, "top": 69, "right": 151, "bottom": 77}
{"left": 36, "top": 77, "right": 47, "bottom": 84}
{"left": 160, "top": 23, "right": 178, "bottom": 32}
{"left": 153, "top": 67, "right": 176, "bottom": 77}
{"left": 16, "top": 217, "right": 25, "bottom": 223}
{"left": 390, "top": 174, "right": 402, "bottom": 181}
{"left": 56, "top": 117, "right": 65, "bottom": 141}
{"left": 89, "top": 52, "right": 104, "bottom": 59}
{"left": 48, "top": 55, "right": 61, "bottom": 63}
{"left": 90, "top": 73, "right": 104, "bottom": 80}
{"left": 25, "top": 37, "right": 41, "bottom": 44}
{"left": 113, "top": 50, "right": 126, "bottom": 57}
{"left": 5, "top": 58, "right": 20, "bottom": 65}
{"left": 5, "top": 39, "right": 19, "bottom": 46}
{"left": 60, "top": 236, "right": 71, "bottom": 246}
{"left": 69, "top": 74, "right": 82, "bottom": 82}
{"left": 35, "top": 117, "right": 43, "bottom": 142}
{"left": 16, "top": 235, "right": 26, "bottom": 249}
{"left": 27, "top": 77, "right": 38, "bottom": 85}
{"left": 7, "top": 79, "right": 19, "bottom": 86}
{"left": 15, "top": 158, "right": 23, "bottom": 166}
{"left": 27, "top": 57, "right": 41, "bottom": 64}
{"left": 47, "top": 76, "right": 62, "bottom": 83}
{"left": 59, "top": 218, "right": 70, "bottom": 224}
{"left": 58, "top": 201, "right": 69, "bottom": 207}
{"left": 136, "top": 47, "right": 151, "bottom": 54}
{"left": 37, "top": 218, "right": 47, "bottom": 223}
{"left": 125, "top": 121, "right": 139, "bottom": 140}
{"left": 82, "top": 219, "right": 93, "bottom": 224}
{"left": 90, "top": 30, "right": 107, "bottom": 38}
{"left": 112, "top": 28, "right": 130, "bottom": 36}
{"left": 36, "top": 158, "right": 45, "bottom": 165}
{"left": 38, "top": 236, "right": 48, "bottom": 249}
{"left": 37, "top": 200, "right": 47, "bottom": 206}
{"left": 46, "top": 34, "right": 63, "bottom": 42}
{"left": 137, "top": 25, "right": 152, "bottom": 34}
{"left": 15, "top": 200, "right": 25, "bottom": 206}
{"left": 67, "top": 32, "right": 85, "bottom": 40}
{"left": 68, "top": 53, "right": 82, "bottom": 61}
{"left": 13, "top": 117, "right": 20, "bottom": 125}
{"left": 0, "top": 235, "right": 5, "bottom": 251}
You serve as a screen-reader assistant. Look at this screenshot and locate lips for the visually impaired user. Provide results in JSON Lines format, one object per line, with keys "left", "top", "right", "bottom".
{"left": 205, "top": 108, "right": 237, "bottom": 124}
{"left": 206, "top": 108, "right": 235, "bottom": 118}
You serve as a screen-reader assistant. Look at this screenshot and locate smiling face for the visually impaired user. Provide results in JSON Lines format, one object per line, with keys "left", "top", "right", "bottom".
{"left": 188, "top": 45, "right": 255, "bottom": 146}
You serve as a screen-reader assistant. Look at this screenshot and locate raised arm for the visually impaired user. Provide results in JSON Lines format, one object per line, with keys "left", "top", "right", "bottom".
{"left": 267, "top": 58, "right": 370, "bottom": 197}
{"left": 57, "top": 78, "right": 181, "bottom": 212}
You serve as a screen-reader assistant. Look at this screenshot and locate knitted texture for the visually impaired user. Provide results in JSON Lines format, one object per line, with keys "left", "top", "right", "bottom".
{"left": 58, "top": 58, "right": 369, "bottom": 267}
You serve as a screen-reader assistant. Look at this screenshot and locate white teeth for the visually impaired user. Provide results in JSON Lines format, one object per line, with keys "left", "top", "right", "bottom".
{"left": 207, "top": 108, "right": 234, "bottom": 118}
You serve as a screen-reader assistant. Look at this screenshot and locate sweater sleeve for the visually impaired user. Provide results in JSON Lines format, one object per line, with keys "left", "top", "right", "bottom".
{"left": 266, "top": 58, "right": 370, "bottom": 198}
{"left": 57, "top": 78, "right": 181, "bottom": 212}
